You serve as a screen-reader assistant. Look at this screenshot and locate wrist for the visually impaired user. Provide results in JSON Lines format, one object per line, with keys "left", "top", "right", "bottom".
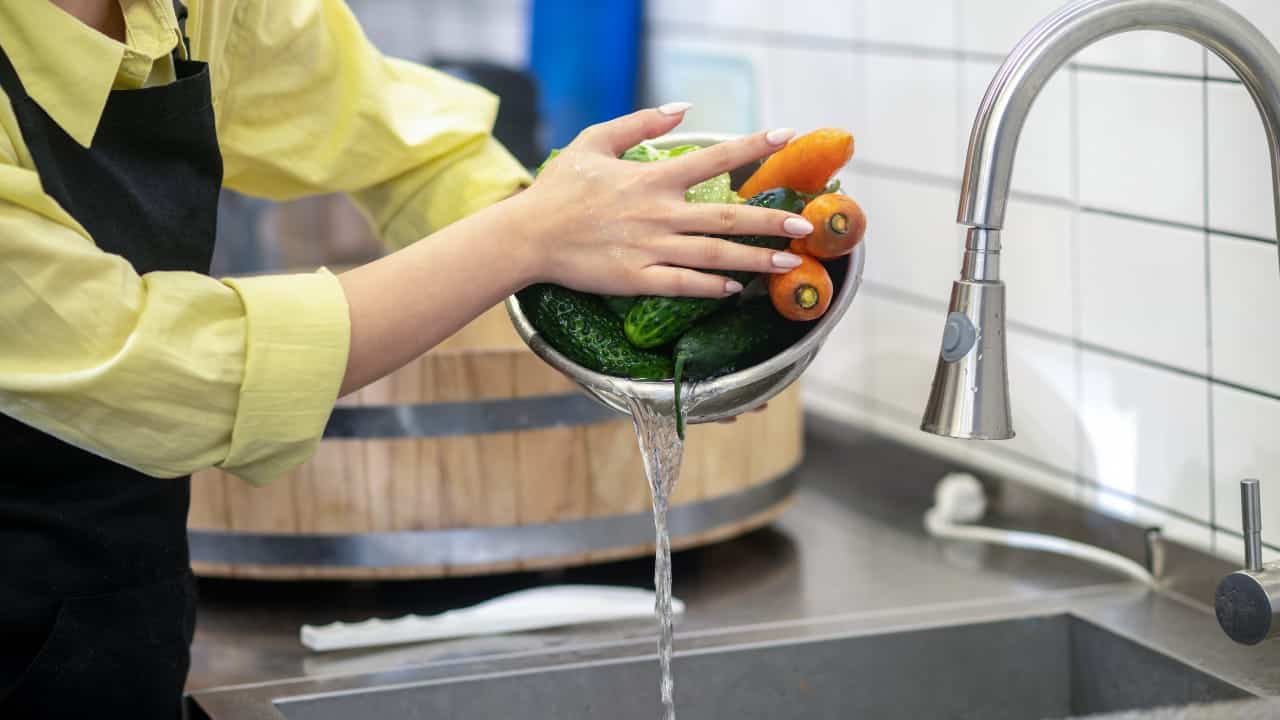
{"left": 496, "top": 187, "right": 553, "bottom": 288}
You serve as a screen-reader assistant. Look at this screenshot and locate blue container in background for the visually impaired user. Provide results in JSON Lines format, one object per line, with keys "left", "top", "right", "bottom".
{"left": 528, "top": 0, "right": 644, "bottom": 150}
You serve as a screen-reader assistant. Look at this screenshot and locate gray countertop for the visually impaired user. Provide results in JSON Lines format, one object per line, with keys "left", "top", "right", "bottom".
{"left": 187, "top": 424, "right": 1280, "bottom": 717}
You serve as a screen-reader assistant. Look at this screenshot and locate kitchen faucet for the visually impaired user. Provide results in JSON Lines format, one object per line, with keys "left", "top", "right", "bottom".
{"left": 918, "top": 0, "right": 1280, "bottom": 643}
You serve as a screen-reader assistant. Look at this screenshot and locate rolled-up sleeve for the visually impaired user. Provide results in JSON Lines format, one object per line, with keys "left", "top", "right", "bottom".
{"left": 0, "top": 160, "right": 350, "bottom": 485}
{"left": 0, "top": 0, "right": 533, "bottom": 487}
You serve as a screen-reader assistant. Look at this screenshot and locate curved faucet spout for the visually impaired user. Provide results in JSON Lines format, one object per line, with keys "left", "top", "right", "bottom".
{"left": 960, "top": 0, "right": 1280, "bottom": 236}
{"left": 923, "top": 0, "right": 1280, "bottom": 441}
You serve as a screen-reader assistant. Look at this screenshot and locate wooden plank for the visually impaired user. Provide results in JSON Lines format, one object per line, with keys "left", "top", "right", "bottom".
{"left": 188, "top": 468, "right": 228, "bottom": 530}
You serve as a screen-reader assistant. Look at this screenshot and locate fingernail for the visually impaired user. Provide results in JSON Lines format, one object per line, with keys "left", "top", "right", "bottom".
{"left": 772, "top": 252, "right": 804, "bottom": 269}
{"left": 782, "top": 217, "right": 814, "bottom": 236}
{"left": 724, "top": 280, "right": 745, "bottom": 294}
{"left": 658, "top": 101, "right": 693, "bottom": 116}
{"left": 766, "top": 128, "right": 797, "bottom": 146}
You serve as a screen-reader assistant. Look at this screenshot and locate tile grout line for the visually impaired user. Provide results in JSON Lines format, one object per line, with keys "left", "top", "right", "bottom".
{"left": 1080, "top": 207, "right": 1276, "bottom": 246}
{"left": 647, "top": 18, "right": 1247, "bottom": 87}
{"left": 808, "top": 378, "right": 1225, "bottom": 535}
{"left": 1202, "top": 49, "right": 1220, "bottom": 545}
{"left": 1068, "top": 62, "right": 1087, "bottom": 501}
{"left": 858, "top": 280, "right": 1280, "bottom": 405}
{"left": 851, "top": 161, "right": 1276, "bottom": 246}
{"left": 1072, "top": 62, "right": 1207, "bottom": 84}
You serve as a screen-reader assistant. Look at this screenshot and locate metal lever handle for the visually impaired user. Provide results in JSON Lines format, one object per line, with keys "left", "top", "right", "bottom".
{"left": 1243, "top": 478, "right": 1263, "bottom": 572}
{"left": 1216, "top": 479, "right": 1280, "bottom": 645}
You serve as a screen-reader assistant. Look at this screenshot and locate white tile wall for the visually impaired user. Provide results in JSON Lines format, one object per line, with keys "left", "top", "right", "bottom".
{"left": 957, "top": 0, "right": 1066, "bottom": 57}
{"left": 864, "top": 294, "right": 950, "bottom": 418}
{"left": 1076, "top": 31, "right": 1205, "bottom": 76}
{"left": 863, "top": 0, "right": 958, "bottom": 50}
{"left": 862, "top": 54, "right": 964, "bottom": 178}
{"left": 1214, "top": 529, "right": 1280, "bottom": 566}
{"left": 1076, "top": 212, "right": 1208, "bottom": 373}
{"left": 998, "top": 329, "right": 1079, "bottom": 475}
{"left": 642, "top": 0, "right": 1278, "bottom": 559}
{"left": 1077, "top": 71, "right": 1205, "bottom": 226}
{"left": 855, "top": 176, "right": 965, "bottom": 305}
{"left": 1213, "top": 385, "right": 1280, "bottom": 537}
{"left": 763, "top": 47, "right": 866, "bottom": 136}
{"left": 1079, "top": 351, "right": 1211, "bottom": 522}
{"left": 1207, "top": 82, "right": 1274, "bottom": 240}
{"left": 775, "top": 0, "right": 862, "bottom": 39}
{"left": 1002, "top": 199, "right": 1075, "bottom": 337}
{"left": 808, "top": 288, "right": 876, "bottom": 392}
{"left": 646, "top": 36, "right": 768, "bottom": 136}
{"left": 1209, "top": 235, "right": 1280, "bottom": 396}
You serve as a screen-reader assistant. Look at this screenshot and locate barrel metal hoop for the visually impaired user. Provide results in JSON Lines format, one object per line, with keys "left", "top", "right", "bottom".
{"left": 323, "top": 394, "right": 621, "bottom": 439}
{"left": 188, "top": 473, "right": 796, "bottom": 568}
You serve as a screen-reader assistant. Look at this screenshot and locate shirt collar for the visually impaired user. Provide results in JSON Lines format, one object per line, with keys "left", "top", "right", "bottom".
{"left": 0, "top": 1, "right": 182, "bottom": 148}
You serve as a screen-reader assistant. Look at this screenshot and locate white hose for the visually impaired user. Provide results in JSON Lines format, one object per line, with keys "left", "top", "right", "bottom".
{"left": 924, "top": 473, "right": 1156, "bottom": 587}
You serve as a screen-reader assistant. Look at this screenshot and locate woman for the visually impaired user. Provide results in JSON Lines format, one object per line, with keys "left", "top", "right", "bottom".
{"left": 0, "top": 1, "right": 812, "bottom": 716}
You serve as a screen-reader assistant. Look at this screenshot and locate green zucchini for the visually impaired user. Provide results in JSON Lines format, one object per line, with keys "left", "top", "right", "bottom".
{"left": 522, "top": 284, "right": 673, "bottom": 380}
{"left": 671, "top": 298, "right": 810, "bottom": 437}
{"left": 623, "top": 188, "right": 807, "bottom": 350}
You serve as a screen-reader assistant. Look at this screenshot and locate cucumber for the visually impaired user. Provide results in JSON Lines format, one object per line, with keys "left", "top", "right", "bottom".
{"left": 624, "top": 188, "right": 807, "bottom": 350}
{"left": 522, "top": 284, "right": 673, "bottom": 380}
{"left": 671, "top": 298, "right": 810, "bottom": 437}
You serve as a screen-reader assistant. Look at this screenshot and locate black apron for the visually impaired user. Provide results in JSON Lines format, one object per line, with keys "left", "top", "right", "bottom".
{"left": 0, "top": 6, "right": 221, "bottom": 717}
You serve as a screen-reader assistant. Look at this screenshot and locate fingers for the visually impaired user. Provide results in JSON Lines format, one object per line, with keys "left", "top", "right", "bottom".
{"left": 650, "top": 235, "right": 805, "bottom": 275}
{"left": 635, "top": 266, "right": 741, "bottom": 299}
{"left": 671, "top": 202, "right": 813, "bottom": 239}
{"left": 662, "top": 128, "right": 796, "bottom": 187}
{"left": 574, "top": 105, "right": 691, "bottom": 156}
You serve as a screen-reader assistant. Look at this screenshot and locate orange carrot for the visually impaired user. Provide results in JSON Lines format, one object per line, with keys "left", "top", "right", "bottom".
{"left": 738, "top": 128, "right": 854, "bottom": 199}
{"left": 790, "top": 193, "right": 867, "bottom": 259}
{"left": 768, "top": 255, "right": 833, "bottom": 321}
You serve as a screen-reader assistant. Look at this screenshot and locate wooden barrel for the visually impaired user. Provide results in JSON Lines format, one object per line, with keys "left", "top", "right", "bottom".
{"left": 188, "top": 304, "right": 803, "bottom": 580}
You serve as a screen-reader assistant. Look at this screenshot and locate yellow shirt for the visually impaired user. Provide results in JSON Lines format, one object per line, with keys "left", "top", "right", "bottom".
{"left": 0, "top": 1, "right": 532, "bottom": 485}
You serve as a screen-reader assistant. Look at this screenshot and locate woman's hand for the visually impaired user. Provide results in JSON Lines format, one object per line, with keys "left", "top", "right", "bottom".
{"left": 336, "top": 106, "right": 812, "bottom": 398}
{"left": 510, "top": 105, "right": 812, "bottom": 298}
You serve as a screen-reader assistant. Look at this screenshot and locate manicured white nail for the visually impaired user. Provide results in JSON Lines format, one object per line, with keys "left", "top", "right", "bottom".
{"left": 766, "top": 128, "right": 797, "bottom": 146}
{"left": 772, "top": 252, "right": 804, "bottom": 269}
{"left": 658, "top": 101, "right": 693, "bottom": 116}
{"left": 783, "top": 217, "right": 814, "bottom": 236}
{"left": 724, "top": 279, "right": 745, "bottom": 294}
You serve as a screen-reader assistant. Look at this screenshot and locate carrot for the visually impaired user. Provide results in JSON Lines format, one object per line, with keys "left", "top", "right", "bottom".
{"left": 738, "top": 128, "right": 854, "bottom": 199}
{"left": 790, "top": 193, "right": 867, "bottom": 259}
{"left": 768, "top": 255, "right": 833, "bottom": 321}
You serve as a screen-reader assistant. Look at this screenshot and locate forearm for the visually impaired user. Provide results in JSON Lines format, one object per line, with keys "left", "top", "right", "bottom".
{"left": 337, "top": 111, "right": 810, "bottom": 398}
{"left": 336, "top": 192, "right": 537, "bottom": 396}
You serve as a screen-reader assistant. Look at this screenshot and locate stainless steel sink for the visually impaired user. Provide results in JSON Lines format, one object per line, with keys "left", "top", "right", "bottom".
{"left": 265, "top": 614, "right": 1249, "bottom": 720}
{"left": 189, "top": 430, "right": 1280, "bottom": 720}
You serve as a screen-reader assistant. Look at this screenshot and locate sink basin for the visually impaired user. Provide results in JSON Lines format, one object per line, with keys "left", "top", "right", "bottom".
{"left": 271, "top": 615, "right": 1251, "bottom": 720}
